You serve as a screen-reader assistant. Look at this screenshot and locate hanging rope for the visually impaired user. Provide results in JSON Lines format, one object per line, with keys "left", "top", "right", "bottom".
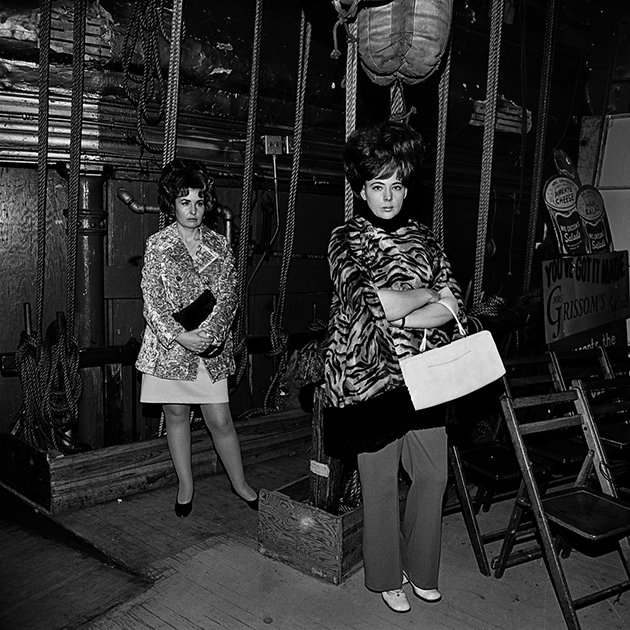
{"left": 432, "top": 39, "right": 452, "bottom": 248}
{"left": 150, "top": 0, "right": 187, "bottom": 437}
{"left": 159, "top": 0, "right": 185, "bottom": 234}
{"left": 262, "top": 13, "right": 312, "bottom": 413}
{"left": 522, "top": 0, "right": 558, "bottom": 291}
{"left": 390, "top": 80, "right": 405, "bottom": 117}
{"left": 233, "top": 0, "right": 265, "bottom": 390}
{"left": 388, "top": 79, "right": 417, "bottom": 125}
{"left": 343, "top": 18, "right": 358, "bottom": 220}
{"left": 331, "top": 1, "right": 360, "bottom": 219}
{"left": 162, "top": 0, "right": 184, "bottom": 166}
{"left": 66, "top": 0, "right": 87, "bottom": 333}
{"left": 515, "top": 0, "right": 528, "bottom": 219}
{"left": 36, "top": 0, "right": 52, "bottom": 336}
{"left": 472, "top": 0, "right": 504, "bottom": 306}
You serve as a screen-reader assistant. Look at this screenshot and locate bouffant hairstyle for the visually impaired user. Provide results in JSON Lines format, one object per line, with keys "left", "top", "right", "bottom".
{"left": 158, "top": 158, "right": 216, "bottom": 221}
{"left": 343, "top": 120, "right": 425, "bottom": 195}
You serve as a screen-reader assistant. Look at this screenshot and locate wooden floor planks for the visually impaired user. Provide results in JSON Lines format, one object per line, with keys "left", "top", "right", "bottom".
{"left": 0, "top": 498, "right": 150, "bottom": 630}
{"left": 3, "top": 447, "right": 630, "bottom": 630}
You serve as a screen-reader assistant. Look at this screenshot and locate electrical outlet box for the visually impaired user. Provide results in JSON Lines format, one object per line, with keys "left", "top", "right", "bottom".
{"left": 263, "top": 135, "right": 283, "bottom": 155}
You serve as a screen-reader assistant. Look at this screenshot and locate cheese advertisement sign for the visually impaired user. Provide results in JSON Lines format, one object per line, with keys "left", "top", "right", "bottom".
{"left": 542, "top": 251, "right": 630, "bottom": 345}
{"left": 544, "top": 176, "right": 613, "bottom": 256}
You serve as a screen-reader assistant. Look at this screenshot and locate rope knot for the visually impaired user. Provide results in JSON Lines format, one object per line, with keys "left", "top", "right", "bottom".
{"left": 330, "top": 0, "right": 360, "bottom": 60}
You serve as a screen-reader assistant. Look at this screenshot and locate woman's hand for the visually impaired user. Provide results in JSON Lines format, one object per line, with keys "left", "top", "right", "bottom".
{"left": 176, "top": 328, "right": 211, "bottom": 354}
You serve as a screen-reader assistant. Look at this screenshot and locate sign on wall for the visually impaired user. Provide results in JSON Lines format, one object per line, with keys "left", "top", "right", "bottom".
{"left": 542, "top": 250, "right": 630, "bottom": 345}
{"left": 544, "top": 176, "right": 613, "bottom": 256}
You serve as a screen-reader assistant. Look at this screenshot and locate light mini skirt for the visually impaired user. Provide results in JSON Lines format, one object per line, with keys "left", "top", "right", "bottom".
{"left": 140, "top": 361, "right": 229, "bottom": 404}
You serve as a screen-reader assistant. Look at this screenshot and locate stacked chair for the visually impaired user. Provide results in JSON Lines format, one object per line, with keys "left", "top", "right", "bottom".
{"left": 450, "top": 346, "right": 628, "bottom": 573}
{"left": 450, "top": 343, "right": 630, "bottom": 629}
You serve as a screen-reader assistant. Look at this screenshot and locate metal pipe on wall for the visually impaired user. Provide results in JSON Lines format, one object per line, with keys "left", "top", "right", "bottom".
{"left": 75, "top": 170, "right": 108, "bottom": 447}
{"left": 116, "top": 186, "right": 234, "bottom": 244}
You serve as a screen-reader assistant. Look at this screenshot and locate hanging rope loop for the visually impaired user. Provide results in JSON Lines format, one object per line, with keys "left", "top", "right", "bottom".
{"left": 122, "top": 0, "right": 182, "bottom": 153}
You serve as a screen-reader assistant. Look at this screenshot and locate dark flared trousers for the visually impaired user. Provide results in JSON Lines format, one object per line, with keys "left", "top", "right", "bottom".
{"left": 357, "top": 427, "right": 448, "bottom": 593}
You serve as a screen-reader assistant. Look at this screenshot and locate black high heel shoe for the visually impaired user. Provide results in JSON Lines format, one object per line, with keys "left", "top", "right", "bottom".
{"left": 174, "top": 491, "right": 194, "bottom": 518}
{"left": 230, "top": 485, "right": 259, "bottom": 511}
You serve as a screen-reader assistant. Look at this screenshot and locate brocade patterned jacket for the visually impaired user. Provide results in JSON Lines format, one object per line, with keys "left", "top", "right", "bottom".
{"left": 135, "top": 222, "right": 237, "bottom": 382}
{"left": 324, "top": 215, "right": 466, "bottom": 408}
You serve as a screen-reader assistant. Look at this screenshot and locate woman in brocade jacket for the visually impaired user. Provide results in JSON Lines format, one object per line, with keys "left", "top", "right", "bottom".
{"left": 136, "top": 159, "right": 258, "bottom": 517}
{"left": 324, "top": 121, "right": 466, "bottom": 613}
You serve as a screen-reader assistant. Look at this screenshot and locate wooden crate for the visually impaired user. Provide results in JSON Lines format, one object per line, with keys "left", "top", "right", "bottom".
{"left": 258, "top": 475, "right": 408, "bottom": 585}
{"left": 0, "top": 408, "right": 311, "bottom": 515}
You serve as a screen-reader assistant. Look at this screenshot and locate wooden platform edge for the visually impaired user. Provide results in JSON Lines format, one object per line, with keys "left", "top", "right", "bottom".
{"left": 0, "top": 409, "right": 313, "bottom": 515}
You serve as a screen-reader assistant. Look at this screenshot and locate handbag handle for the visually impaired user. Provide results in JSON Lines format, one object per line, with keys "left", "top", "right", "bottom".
{"left": 435, "top": 300, "right": 466, "bottom": 337}
{"left": 419, "top": 299, "right": 465, "bottom": 352}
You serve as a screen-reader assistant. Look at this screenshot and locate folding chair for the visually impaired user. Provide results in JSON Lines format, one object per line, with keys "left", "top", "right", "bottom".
{"left": 526, "top": 347, "right": 616, "bottom": 476}
{"left": 574, "top": 376, "right": 630, "bottom": 451}
{"left": 604, "top": 344, "right": 630, "bottom": 378}
{"left": 573, "top": 376, "right": 630, "bottom": 498}
{"left": 494, "top": 386, "right": 630, "bottom": 630}
{"left": 449, "top": 353, "right": 557, "bottom": 575}
{"left": 549, "top": 347, "right": 615, "bottom": 390}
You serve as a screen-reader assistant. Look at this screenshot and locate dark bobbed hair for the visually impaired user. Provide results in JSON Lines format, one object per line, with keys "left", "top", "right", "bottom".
{"left": 158, "top": 158, "right": 216, "bottom": 220}
{"left": 343, "top": 120, "right": 425, "bottom": 195}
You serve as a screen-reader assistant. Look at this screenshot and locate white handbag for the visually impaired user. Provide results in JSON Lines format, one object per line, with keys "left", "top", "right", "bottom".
{"left": 399, "top": 301, "right": 506, "bottom": 410}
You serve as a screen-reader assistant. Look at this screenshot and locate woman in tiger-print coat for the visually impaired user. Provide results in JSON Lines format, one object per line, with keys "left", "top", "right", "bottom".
{"left": 323, "top": 121, "right": 466, "bottom": 613}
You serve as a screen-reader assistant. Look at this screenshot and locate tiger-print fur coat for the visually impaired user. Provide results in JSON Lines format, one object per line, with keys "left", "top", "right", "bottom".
{"left": 324, "top": 215, "right": 466, "bottom": 410}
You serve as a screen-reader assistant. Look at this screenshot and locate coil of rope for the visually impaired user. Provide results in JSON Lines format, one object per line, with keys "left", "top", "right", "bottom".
{"left": 12, "top": 312, "right": 85, "bottom": 454}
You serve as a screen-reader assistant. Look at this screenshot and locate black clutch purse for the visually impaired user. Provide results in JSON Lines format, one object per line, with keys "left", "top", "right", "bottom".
{"left": 172, "top": 290, "right": 225, "bottom": 358}
{"left": 172, "top": 289, "right": 217, "bottom": 331}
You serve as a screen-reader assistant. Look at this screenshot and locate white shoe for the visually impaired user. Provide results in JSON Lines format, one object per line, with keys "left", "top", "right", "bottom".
{"left": 402, "top": 571, "right": 442, "bottom": 603}
{"left": 381, "top": 588, "right": 411, "bottom": 613}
